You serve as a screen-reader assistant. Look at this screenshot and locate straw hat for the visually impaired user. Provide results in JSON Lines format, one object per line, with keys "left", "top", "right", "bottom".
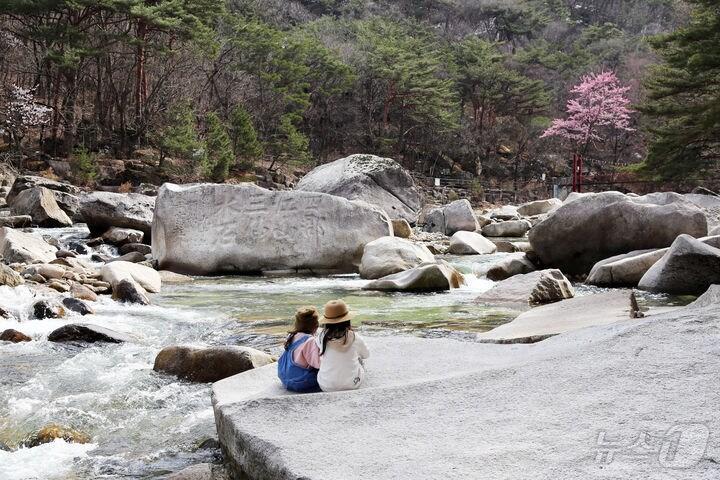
{"left": 321, "top": 299, "right": 354, "bottom": 324}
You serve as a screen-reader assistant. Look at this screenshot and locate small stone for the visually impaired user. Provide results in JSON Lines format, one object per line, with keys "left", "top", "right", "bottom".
{"left": 391, "top": 219, "right": 413, "bottom": 238}
{"left": 119, "top": 243, "right": 152, "bottom": 256}
{"left": 32, "top": 300, "right": 65, "bottom": 319}
{"left": 22, "top": 424, "right": 90, "bottom": 448}
{"left": 159, "top": 270, "right": 193, "bottom": 284}
{"left": 62, "top": 297, "right": 94, "bottom": 315}
{"left": 56, "top": 249, "right": 77, "bottom": 259}
{"left": 0, "top": 263, "right": 24, "bottom": 287}
{"left": 108, "top": 251, "right": 146, "bottom": 263}
{"left": 48, "top": 324, "right": 129, "bottom": 343}
{"left": 47, "top": 280, "right": 71, "bottom": 293}
{"left": 35, "top": 264, "right": 66, "bottom": 280}
{"left": 25, "top": 273, "right": 47, "bottom": 283}
{"left": 102, "top": 226, "right": 144, "bottom": 246}
{"left": 71, "top": 283, "right": 98, "bottom": 302}
{"left": 112, "top": 279, "right": 150, "bottom": 305}
{"left": 0, "top": 329, "right": 31, "bottom": 342}
{"left": 91, "top": 253, "right": 110, "bottom": 263}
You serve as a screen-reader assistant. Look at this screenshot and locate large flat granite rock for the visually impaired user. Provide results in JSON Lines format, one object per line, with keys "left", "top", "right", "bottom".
{"left": 475, "top": 290, "right": 631, "bottom": 343}
{"left": 212, "top": 290, "right": 720, "bottom": 479}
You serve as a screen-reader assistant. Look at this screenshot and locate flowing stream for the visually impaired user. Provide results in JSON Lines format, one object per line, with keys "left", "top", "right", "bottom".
{"left": 0, "top": 226, "right": 684, "bottom": 479}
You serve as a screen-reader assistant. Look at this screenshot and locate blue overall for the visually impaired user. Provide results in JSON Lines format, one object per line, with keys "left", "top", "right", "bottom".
{"left": 277, "top": 334, "right": 320, "bottom": 393}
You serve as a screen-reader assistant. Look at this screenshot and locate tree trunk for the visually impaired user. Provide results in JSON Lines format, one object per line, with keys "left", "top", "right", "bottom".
{"left": 62, "top": 69, "right": 78, "bottom": 156}
{"left": 134, "top": 20, "right": 148, "bottom": 136}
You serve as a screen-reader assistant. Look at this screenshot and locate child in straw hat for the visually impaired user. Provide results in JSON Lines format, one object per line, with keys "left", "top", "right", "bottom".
{"left": 315, "top": 299, "right": 370, "bottom": 392}
{"left": 277, "top": 306, "right": 322, "bottom": 393}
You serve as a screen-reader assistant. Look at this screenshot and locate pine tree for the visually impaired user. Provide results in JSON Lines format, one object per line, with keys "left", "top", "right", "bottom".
{"left": 230, "top": 105, "right": 262, "bottom": 170}
{"left": 159, "top": 104, "right": 206, "bottom": 175}
{"left": 70, "top": 145, "right": 98, "bottom": 186}
{"left": 639, "top": 0, "right": 720, "bottom": 178}
{"left": 205, "top": 112, "right": 234, "bottom": 182}
{"left": 268, "top": 114, "right": 311, "bottom": 170}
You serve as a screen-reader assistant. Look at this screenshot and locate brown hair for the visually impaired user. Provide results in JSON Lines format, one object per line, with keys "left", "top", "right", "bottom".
{"left": 283, "top": 306, "right": 320, "bottom": 350}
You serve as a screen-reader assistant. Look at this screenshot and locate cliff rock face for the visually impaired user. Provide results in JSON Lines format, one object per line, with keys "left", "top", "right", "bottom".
{"left": 152, "top": 183, "right": 392, "bottom": 275}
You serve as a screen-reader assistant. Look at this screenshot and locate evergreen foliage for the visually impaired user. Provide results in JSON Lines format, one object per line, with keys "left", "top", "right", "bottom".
{"left": 204, "top": 112, "right": 235, "bottom": 182}
{"left": 639, "top": 0, "right": 720, "bottom": 177}
{"left": 230, "top": 105, "right": 263, "bottom": 170}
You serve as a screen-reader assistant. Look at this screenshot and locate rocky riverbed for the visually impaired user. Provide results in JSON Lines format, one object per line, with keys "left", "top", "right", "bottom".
{"left": 2, "top": 155, "right": 719, "bottom": 479}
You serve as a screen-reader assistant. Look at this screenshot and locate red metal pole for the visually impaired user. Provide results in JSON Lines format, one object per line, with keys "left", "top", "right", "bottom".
{"left": 577, "top": 154, "right": 583, "bottom": 193}
{"left": 572, "top": 153, "right": 578, "bottom": 192}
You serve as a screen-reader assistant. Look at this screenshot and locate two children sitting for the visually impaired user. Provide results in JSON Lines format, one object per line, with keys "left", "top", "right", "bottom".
{"left": 277, "top": 299, "right": 369, "bottom": 393}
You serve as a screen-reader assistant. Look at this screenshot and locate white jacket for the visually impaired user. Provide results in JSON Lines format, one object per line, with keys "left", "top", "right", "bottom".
{"left": 316, "top": 331, "right": 370, "bottom": 392}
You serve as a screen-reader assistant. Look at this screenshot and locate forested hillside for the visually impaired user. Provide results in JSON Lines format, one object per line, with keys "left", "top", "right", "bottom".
{"left": 1, "top": 0, "right": 716, "bottom": 189}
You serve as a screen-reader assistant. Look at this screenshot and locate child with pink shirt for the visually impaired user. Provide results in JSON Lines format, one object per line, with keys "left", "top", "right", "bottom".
{"left": 277, "top": 306, "right": 322, "bottom": 392}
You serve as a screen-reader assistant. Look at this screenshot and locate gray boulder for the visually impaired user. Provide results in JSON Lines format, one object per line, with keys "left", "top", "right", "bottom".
{"left": 0, "top": 228, "right": 57, "bottom": 264}
{"left": 481, "top": 219, "right": 532, "bottom": 238}
{"left": 7, "top": 175, "right": 80, "bottom": 203}
{"left": 529, "top": 192, "right": 708, "bottom": 274}
{"left": 448, "top": 231, "right": 497, "bottom": 255}
{"left": 489, "top": 205, "right": 520, "bottom": 221}
{"left": 102, "top": 226, "right": 144, "bottom": 246}
{"left": 359, "top": 236, "right": 434, "bottom": 279}
{"left": 586, "top": 249, "right": 664, "bottom": 287}
{"left": 10, "top": 187, "right": 72, "bottom": 227}
{"left": 517, "top": 198, "right": 562, "bottom": 217}
{"left": 638, "top": 234, "right": 720, "bottom": 295}
{"left": 364, "top": 261, "right": 464, "bottom": 292}
{"left": 586, "top": 235, "right": 720, "bottom": 287}
{"left": 48, "top": 324, "right": 130, "bottom": 343}
{"left": 476, "top": 269, "right": 574, "bottom": 308}
{"left": 152, "top": 183, "right": 391, "bottom": 275}
{"left": 424, "top": 199, "right": 478, "bottom": 235}
{"left": 8, "top": 175, "right": 81, "bottom": 221}
{"left": 485, "top": 254, "right": 536, "bottom": 281}
{"left": 119, "top": 243, "right": 152, "bottom": 256}
{"left": 80, "top": 191, "right": 155, "bottom": 236}
{"left": 153, "top": 345, "right": 275, "bottom": 383}
{"left": 295, "top": 154, "right": 422, "bottom": 222}
{"left": 0, "top": 215, "right": 32, "bottom": 228}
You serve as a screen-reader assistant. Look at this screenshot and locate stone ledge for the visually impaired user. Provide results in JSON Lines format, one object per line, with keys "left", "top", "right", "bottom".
{"left": 212, "top": 291, "right": 720, "bottom": 479}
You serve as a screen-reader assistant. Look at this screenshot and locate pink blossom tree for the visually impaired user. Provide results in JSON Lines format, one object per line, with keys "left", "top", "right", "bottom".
{"left": 542, "top": 71, "right": 634, "bottom": 166}
{"left": 1, "top": 85, "right": 52, "bottom": 153}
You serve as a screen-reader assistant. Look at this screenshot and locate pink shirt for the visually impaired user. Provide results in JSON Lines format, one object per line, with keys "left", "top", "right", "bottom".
{"left": 291, "top": 334, "right": 321, "bottom": 369}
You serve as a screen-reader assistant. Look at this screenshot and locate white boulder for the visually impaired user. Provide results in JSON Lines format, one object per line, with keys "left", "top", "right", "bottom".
{"left": 481, "top": 219, "right": 532, "bottom": 237}
{"left": 295, "top": 154, "right": 422, "bottom": 222}
{"left": 517, "top": 198, "right": 562, "bottom": 216}
{"left": 10, "top": 187, "right": 72, "bottom": 227}
{"left": 152, "top": 183, "right": 391, "bottom": 275}
{"left": 638, "top": 234, "right": 720, "bottom": 295}
{"left": 448, "top": 231, "right": 497, "bottom": 255}
{"left": 424, "top": 199, "right": 478, "bottom": 235}
{"left": 359, "top": 236, "right": 434, "bottom": 280}
{"left": 80, "top": 191, "right": 155, "bottom": 236}
{"left": 101, "top": 261, "right": 161, "bottom": 293}
{"left": 364, "top": 261, "right": 464, "bottom": 292}
{"left": 0, "top": 227, "right": 57, "bottom": 264}
{"left": 529, "top": 191, "right": 708, "bottom": 274}
{"left": 476, "top": 269, "right": 574, "bottom": 308}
